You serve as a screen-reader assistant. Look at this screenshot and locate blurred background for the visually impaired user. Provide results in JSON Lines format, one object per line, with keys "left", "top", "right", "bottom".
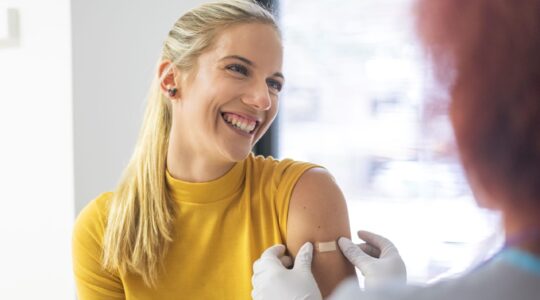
{"left": 0, "top": 0, "right": 502, "bottom": 299}
{"left": 277, "top": 0, "right": 503, "bottom": 285}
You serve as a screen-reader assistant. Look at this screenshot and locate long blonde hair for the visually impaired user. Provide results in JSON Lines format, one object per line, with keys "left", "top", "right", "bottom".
{"left": 102, "top": 0, "right": 278, "bottom": 286}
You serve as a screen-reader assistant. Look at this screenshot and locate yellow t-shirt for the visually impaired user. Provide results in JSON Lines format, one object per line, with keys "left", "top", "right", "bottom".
{"left": 73, "top": 154, "right": 318, "bottom": 299}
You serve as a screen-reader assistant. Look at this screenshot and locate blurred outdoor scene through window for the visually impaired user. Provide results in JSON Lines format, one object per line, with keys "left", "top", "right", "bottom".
{"left": 278, "top": 0, "right": 503, "bottom": 284}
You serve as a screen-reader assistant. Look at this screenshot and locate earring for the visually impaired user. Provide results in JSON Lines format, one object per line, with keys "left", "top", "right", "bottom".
{"left": 167, "top": 87, "right": 178, "bottom": 97}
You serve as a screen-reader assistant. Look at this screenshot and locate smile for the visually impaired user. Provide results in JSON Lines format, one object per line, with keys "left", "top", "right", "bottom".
{"left": 221, "top": 112, "right": 259, "bottom": 135}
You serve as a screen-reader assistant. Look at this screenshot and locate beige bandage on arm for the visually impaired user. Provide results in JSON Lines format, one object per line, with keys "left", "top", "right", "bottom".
{"left": 316, "top": 240, "right": 337, "bottom": 253}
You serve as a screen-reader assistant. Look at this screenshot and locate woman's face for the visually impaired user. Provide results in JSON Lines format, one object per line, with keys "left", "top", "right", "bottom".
{"left": 172, "top": 22, "right": 283, "bottom": 163}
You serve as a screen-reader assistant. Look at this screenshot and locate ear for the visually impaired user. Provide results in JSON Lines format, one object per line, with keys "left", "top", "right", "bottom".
{"left": 158, "top": 60, "right": 181, "bottom": 100}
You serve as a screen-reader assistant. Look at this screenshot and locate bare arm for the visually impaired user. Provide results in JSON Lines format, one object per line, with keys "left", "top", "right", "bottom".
{"left": 286, "top": 168, "right": 356, "bottom": 297}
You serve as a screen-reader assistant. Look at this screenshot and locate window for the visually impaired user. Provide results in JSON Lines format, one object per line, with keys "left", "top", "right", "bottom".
{"left": 278, "top": 0, "right": 503, "bottom": 284}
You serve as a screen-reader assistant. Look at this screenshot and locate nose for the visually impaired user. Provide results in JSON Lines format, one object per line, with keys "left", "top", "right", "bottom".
{"left": 242, "top": 80, "right": 272, "bottom": 111}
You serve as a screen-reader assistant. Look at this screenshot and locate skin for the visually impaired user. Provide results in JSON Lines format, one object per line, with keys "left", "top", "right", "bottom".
{"left": 159, "top": 22, "right": 355, "bottom": 296}
{"left": 160, "top": 23, "right": 284, "bottom": 182}
{"left": 503, "top": 208, "right": 540, "bottom": 255}
{"left": 467, "top": 172, "right": 540, "bottom": 255}
{"left": 287, "top": 168, "right": 356, "bottom": 297}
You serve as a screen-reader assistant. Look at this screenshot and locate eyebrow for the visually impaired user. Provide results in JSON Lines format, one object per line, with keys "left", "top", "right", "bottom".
{"left": 221, "top": 55, "right": 285, "bottom": 80}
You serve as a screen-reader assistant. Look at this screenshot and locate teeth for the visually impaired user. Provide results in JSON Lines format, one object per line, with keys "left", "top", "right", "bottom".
{"left": 223, "top": 113, "right": 257, "bottom": 133}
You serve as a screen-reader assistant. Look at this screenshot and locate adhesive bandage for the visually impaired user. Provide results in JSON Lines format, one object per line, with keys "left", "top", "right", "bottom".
{"left": 316, "top": 241, "right": 337, "bottom": 253}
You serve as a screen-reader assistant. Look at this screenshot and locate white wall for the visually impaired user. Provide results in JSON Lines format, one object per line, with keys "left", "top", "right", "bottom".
{"left": 0, "top": 0, "right": 74, "bottom": 299}
{"left": 72, "top": 0, "right": 207, "bottom": 214}
{"left": 0, "top": 0, "right": 206, "bottom": 299}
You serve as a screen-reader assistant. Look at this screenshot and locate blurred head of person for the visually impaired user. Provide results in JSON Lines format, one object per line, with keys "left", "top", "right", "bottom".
{"left": 416, "top": 0, "right": 540, "bottom": 243}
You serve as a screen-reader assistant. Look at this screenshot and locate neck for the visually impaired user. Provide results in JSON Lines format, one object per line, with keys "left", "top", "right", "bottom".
{"left": 166, "top": 131, "right": 234, "bottom": 183}
{"left": 503, "top": 207, "right": 540, "bottom": 256}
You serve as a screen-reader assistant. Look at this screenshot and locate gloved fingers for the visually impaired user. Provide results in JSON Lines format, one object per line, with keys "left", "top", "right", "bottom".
{"left": 280, "top": 255, "right": 293, "bottom": 268}
{"left": 253, "top": 244, "right": 288, "bottom": 275}
{"left": 357, "top": 230, "right": 397, "bottom": 256}
{"left": 251, "top": 288, "right": 260, "bottom": 300}
{"left": 251, "top": 266, "right": 276, "bottom": 292}
{"left": 263, "top": 244, "right": 293, "bottom": 268}
{"left": 293, "top": 242, "right": 314, "bottom": 272}
{"left": 261, "top": 244, "right": 286, "bottom": 259}
{"left": 338, "top": 237, "right": 375, "bottom": 268}
{"left": 251, "top": 284, "right": 265, "bottom": 300}
{"left": 252, "top": 257, "right": 289, "bottom": 287}
{"left": 253, "top": 257, "right": 285, "bottom": 275}
{"left": 359, "top": 242, "right": 381, "bottom": 258}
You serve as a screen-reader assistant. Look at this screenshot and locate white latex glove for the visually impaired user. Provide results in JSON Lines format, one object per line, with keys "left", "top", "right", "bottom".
{"left": 252, "top": 242, "right": 323, "bottom": 300}
{"left": 338, "top": 231, "right": 407, "bottom": 289}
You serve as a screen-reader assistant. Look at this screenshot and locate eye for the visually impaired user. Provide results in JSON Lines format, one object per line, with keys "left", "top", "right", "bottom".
{"left": 266, "top": 79, "right": 283, "bottom": 93}
{"left": 226, "top": 64, "right": 249, "bottom": 76}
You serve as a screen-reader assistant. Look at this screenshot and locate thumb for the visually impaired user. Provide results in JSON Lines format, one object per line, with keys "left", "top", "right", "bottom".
{"left": 338, "top": 237, "right": 374, "bottom": 271}
{"left": 359, "top": 243, "right": 381, "bottom": 258}
{"left": 357, "top": 231, "right": 398, "bottom": 257}
{"left": 293, "top": 242, "right": 314, "bottom": 272}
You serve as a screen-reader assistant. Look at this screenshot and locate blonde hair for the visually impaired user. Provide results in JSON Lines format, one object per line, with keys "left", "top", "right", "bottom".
{"left": 102, "top": 0, "right": 278, "bottom": 286}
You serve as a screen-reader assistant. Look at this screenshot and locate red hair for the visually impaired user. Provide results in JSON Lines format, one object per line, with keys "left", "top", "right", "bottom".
{"left": 416, "top": 0, "right": 540, "bottom": 211}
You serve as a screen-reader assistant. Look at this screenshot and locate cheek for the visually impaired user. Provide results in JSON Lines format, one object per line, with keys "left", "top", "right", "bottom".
{"left": 466, "top": 170, "right": 499, "bottom": 209}
{"left": 185, "top": 92, "right": 217, "bottom": 118}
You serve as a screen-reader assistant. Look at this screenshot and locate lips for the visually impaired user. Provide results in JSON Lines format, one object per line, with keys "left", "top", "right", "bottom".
{"left": 221, "top": 112, "right": 260, "bottom": 134}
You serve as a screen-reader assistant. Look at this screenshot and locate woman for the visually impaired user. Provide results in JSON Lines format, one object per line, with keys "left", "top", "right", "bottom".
{"left": 252, "top": 0, "right": 540, "bottom": 299}
{"left": 72, "top": 1, "right": 354, "bottom": 299}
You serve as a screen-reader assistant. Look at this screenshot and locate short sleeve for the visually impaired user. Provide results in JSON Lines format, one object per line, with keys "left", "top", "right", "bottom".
{"left": 72, "top": 192, "right": 125, "bottom": 299}
{"left": 273, "top": 159, "right": 321, "bottom": 239}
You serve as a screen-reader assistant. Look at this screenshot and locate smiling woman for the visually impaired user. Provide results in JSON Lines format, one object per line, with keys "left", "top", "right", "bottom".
{"left": 162, "top": 22, "right": 284, "bottom": 170}
{"left": 72, "top": 1, "right": 354, "bottom": 299}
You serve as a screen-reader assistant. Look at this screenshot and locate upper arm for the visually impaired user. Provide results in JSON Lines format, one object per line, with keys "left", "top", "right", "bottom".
{"left": 286, "top": 168, "right": 356, "bottom": 297}
{"left": 72, "top": 199, "right": 125, "bottom": 300}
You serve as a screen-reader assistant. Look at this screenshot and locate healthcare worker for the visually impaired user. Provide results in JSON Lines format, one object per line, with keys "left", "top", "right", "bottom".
{"left": 251, "top": 0, "right": 540, "bottom": 299}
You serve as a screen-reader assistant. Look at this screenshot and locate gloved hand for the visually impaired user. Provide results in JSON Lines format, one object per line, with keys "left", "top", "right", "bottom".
{"left": 252, "top": 242, "right": 323, "bottom": 300}
{"left": 338, "top": 231, "right": 407, "bottom": 289}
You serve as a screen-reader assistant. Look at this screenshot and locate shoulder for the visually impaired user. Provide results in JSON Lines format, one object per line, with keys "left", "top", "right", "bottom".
{"left": 73, "top": 192, "right": 113, "bottom": 245}
{"left": 368, "top": 261, "right": 540, "bottom": 300}
{"left": 72, "top": 192, "right": 113, "bottom": 274}
{"left": 72, "top": 192, "right": 125, "bottom": 298}
{"left": 290, "top": 167, "right": 347, "bottom": 220}
{"left": 286, "top": 167, "right": 350, "bottom": 247}
{"left": 247, "top": 153, "right": 319, "bottom": 185}
{"left": 331, "top": 260, "right": 540, "bottom": 300}
{"left": 329, "top": 278, "right": 450, "bottom": 300}
{"left": 247, "top": 153, "right": 321, "bottom": 207}
{"left": 75, "top": 192, "right": 113, "bottom": 226}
